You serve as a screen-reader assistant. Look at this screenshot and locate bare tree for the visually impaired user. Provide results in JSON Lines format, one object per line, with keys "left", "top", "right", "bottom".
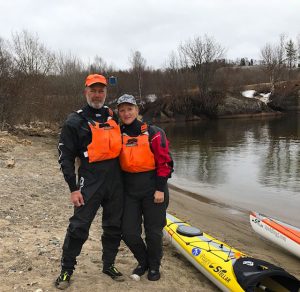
{"left": 53, "top": 51, "right": 88, "bottom": 100}
{"left": 260, "top": 35, "right": 286, "bottom": 92}
{"left": 89, "top": 55, "right": 108, "bottom": 74}
{"left": 55, "top": 51, "right": 84, "bottom": 76}
{"left": 0, "top": 37, "right": 14, "bottom": 128}
{"left": 0, "top": 38, "right": 12, "bottom": 77}
{"left": 163, "top": 51, "right": 194, "bottom": 97}
{"left": 10, "top": 30, "right": 55, "bottom": 76}
{"left": 179, "top": 35, "right": 225, "bottom": 96}
{"left": 129, "top": 50, "right": 146, "bottom": 101}
{"left": 166, "top": 51, "right": 179, "bottom": 71}
{"left": 162, "top": 52, "right": 182, "bottom": 97}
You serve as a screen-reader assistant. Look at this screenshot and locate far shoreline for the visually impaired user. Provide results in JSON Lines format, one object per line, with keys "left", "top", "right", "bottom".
{"left": 151, "top": 110, "right": 286, "bottom": 124}
{"left": 168, "top": 183, "right": 247, "bottom": 215}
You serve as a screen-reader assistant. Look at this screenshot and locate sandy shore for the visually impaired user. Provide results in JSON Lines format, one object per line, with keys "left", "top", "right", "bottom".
{"left": 0, "top": 132, "right": 299, "bottom": 291}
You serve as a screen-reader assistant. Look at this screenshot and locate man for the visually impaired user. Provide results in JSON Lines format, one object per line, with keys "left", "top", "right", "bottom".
{"left": 55, "top": 74, "right": 124, "bottom": 289}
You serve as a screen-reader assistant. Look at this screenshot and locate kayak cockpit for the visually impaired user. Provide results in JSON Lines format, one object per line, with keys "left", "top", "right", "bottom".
{"left": 233, "top": 257, "right": 300, "bottom": 292}
{"left": 176, "top": 225, "right": 203, "bottom": 237}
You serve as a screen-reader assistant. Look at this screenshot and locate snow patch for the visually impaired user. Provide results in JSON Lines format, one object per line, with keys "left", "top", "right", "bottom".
{"left": 242, "top": 90, "right": 271, "bottom": 104}
{"left": 145, "top": 94, "right": 157, "bottom": 103}
{"left": 242, "top": 90, "right": 256, "bottom": 98}
{"left": 259, "top": 92, "right": 271, "bottom": 104}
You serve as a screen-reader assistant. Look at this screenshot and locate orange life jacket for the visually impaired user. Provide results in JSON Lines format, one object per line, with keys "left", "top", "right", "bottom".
{"left": 82, "top": 110, "right": 122, "bottom": 163}
{"left": 119, "top": 123, "right": 155, "bottom": 173}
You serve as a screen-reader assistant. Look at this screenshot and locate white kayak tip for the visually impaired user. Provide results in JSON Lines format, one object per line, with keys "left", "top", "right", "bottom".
{"left": 130, "top": 274, "right": 141, "bottom": 281}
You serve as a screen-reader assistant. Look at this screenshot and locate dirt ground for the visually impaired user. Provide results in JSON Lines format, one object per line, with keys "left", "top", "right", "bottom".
{"left": 0, "top": 131, "right": 299, "bottom": 292}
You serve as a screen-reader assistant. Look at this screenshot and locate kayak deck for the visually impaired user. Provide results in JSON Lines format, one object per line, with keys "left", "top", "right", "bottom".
{"left": 165, "top": 213, "right": 300, "bottom": 291}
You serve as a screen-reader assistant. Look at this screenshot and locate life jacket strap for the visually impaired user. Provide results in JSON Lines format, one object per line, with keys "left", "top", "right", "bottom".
{"left": 75, "top": 107, "right": 114, "bottom": 125}
{"left": 141, "top": 123, "right": 148, "bottom": 134}
{"left": 108, "top": 108, "right": 114, "bottom": 118}
{"left": 75, "top": 109, "right": 96, "bottom": 126}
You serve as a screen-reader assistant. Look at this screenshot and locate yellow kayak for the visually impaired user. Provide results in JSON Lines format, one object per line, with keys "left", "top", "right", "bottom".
{"left": 164, "top": 213, "right": 300, "bottom": 291}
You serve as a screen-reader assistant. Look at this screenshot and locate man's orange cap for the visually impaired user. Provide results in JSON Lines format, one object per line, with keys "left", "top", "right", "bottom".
{"left": 85, "top": 74, "right": 107, "bottom": 87}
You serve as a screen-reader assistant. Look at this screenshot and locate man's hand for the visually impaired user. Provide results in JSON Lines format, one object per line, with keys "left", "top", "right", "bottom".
{"left": 154, "top": 191, "right": 164, "bottom": 203}
{"left": 70, "top": 190, "right": 85, "bottom": 207}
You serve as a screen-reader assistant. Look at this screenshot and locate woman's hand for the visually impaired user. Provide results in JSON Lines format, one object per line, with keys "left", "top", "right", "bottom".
{"left": 154, "top": 190, "right": 164, "bottom": 203}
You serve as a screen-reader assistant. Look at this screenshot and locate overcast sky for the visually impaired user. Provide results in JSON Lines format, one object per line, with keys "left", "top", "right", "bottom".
{"left": 0, "top": 0, "right": 299, "bottom": 69}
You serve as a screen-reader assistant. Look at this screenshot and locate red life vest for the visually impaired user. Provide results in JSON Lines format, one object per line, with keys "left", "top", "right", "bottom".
{"left": 119, "top": 123, "right": 155, "bottom": 173}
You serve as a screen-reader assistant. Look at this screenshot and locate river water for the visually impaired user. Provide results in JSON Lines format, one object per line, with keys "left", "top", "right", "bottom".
{"left": 163, "top": 113, "right": 300, "bottom": 226}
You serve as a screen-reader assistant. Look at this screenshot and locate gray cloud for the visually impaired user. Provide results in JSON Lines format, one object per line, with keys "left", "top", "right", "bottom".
{"left": 1, "top": 0, "right": 299, "bottom": 69}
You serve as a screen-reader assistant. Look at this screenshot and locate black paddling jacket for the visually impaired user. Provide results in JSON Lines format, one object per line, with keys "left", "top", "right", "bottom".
{"left": 58, "top": 104, "right": 118, "bottom": 192}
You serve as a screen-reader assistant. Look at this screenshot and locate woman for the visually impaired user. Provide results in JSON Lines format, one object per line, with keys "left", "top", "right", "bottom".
{"left": 117, "top": 94, "right": 173, "bottom": 281}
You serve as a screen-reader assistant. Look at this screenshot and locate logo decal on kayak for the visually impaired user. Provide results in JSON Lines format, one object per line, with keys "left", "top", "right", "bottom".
{"left": 209, "top": 264, "right": 231, "bottom": 283}
{"left": 192, "top": 248, "right": 201, "bottom": 256}
{"left": 243, "top": 261, "right": 254, "bottom": 266}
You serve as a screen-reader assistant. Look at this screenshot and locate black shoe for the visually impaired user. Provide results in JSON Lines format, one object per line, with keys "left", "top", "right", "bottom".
{"left": 103, "top": 264, "right": 125, "bottom": 282}
{"left": 132, "top": 264, "right": 148, "bottom": 276}
{"left": 147, "top": 269, "right": 160, "bottom": 281}
{"left": 55, "top": 270, "right": 72, "bottom": 290}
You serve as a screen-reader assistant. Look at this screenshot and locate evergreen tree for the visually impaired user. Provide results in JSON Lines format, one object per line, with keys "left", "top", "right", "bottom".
{"left": 285, "top": 39, "right": 297, "bottom": 69}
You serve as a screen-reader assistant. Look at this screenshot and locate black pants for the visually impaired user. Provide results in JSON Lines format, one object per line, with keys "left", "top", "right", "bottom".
{"left": 122, "top": 171, "right": 169, "bottom": 270}
{"left": 61, "top": 159, "right": 123, "bottom": 271}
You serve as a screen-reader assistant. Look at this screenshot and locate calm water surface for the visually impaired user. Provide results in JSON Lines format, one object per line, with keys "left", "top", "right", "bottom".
{"left": 162, "top": 114, "right": 300, "bottom": 226}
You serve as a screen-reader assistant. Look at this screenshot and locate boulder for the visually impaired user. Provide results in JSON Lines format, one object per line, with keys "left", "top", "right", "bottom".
{"left": 215, "top": 94, "right": 274, "bottom": 117}
{"left": 268, "top": 81, "right": 300, "bottom": 111}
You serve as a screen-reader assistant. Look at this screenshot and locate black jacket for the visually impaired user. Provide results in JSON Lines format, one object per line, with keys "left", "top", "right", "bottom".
{"left": 58, "top": 104, "right": 118, "bottom": 192}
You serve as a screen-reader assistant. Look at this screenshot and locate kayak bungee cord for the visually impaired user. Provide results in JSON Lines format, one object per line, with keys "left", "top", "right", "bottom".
{"left": 167, "top": 220, "right": 241, "bottom": 262}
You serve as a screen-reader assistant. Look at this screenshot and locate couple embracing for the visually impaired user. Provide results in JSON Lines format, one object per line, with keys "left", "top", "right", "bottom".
{"left": 55, "top": 74, "right": 173, "bottom": 289}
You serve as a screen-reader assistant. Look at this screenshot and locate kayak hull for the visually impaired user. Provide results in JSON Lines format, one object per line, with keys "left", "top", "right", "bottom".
{"left": 165, "top": 231, "right": 232, "bottom": 291}
{"left": 250, "top": 211, "right": 300, "bottom": 258}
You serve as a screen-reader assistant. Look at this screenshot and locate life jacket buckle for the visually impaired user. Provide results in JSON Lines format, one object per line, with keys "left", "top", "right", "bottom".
{"left": 99, "top": 123, "right": 114, "bottom": 130}
{"left": 126, "top": 138, "right": 138, "bottom": 147}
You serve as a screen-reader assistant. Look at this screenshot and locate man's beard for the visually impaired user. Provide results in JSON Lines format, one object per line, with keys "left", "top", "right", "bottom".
{"left": 87, "top": 100, "right": 104, "bottom": 109}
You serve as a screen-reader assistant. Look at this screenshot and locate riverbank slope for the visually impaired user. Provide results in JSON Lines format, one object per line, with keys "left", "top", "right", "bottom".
{"left": 0, "top": 133, "right": 299, "bottom": 291}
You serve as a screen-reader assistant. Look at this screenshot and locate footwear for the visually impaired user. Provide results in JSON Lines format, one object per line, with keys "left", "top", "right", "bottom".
{"left": 132, "top": 264, "right": 148, "bottom": 276}
{"left": 130, "top": 264, "right": 148, "bottom": 281}
{"left": 103, "top": 264, "right": 125, "bottom": 282}
{"left": 55, "top": 270, "right": 72, "bottom": 290}
{"left": 147, "top": 269, "right": 160, "bottom": 281}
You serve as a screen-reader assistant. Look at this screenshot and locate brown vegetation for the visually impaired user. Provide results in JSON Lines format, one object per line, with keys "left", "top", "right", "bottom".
{"left": 268, "top": 80, "right": 300, "bottom": 111}
{"left": 1, "top": 31, "right": 300, "bottom": 129}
